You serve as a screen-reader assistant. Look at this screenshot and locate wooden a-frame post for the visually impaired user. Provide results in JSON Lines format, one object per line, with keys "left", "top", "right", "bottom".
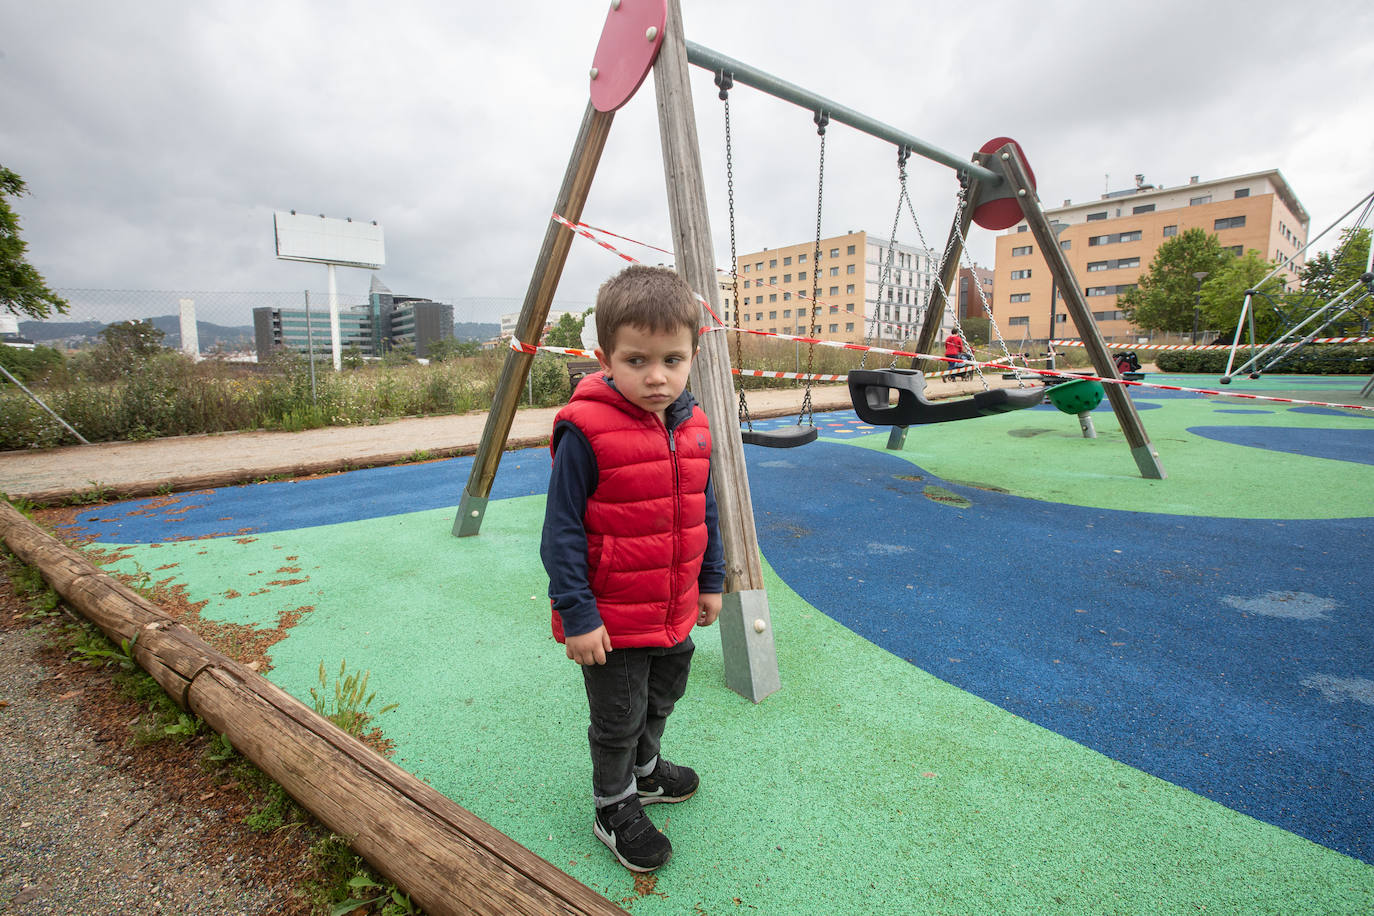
{"left": 451, "top": 0, "right": 780, "bottom": 703}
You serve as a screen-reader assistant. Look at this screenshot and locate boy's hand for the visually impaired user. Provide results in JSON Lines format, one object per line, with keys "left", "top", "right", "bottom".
{"left": 566, "top": 625, "right": 613, "bottom": 665}
{"left": 697, "top": 592, "right": 722, "bottom": 627}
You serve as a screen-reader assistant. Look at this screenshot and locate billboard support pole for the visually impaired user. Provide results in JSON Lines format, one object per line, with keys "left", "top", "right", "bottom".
{"left": 327, "top": 263, "right": 341, "bottom": 370}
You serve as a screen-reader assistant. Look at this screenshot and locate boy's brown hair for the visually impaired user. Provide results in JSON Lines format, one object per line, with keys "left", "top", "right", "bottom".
{"left": 594, "top": 265, "right": 699, "bottom": 354}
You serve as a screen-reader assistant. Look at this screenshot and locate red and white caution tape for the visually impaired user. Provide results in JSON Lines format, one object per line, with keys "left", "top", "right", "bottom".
{"left": 1051, "top": 337, "right": 1374, "bottom": 352}
{"left": 548, "top": 214, "right": 1373, "bottom": 413}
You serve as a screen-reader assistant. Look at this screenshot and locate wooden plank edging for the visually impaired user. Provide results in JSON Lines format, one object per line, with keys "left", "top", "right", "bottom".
{"left": 0, "top": 500, "right": 625, "bottom": 916}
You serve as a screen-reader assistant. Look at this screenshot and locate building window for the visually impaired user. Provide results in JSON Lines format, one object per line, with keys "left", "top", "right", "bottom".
{"left": 846, "top": 264, "right": 856, "bottom": 274}
{"left": 1016, "top": 224, "right": 1029, "bottom": 233}
{"left": 1009, "top": 293, "right": 1031, "bottom": 303}
{"left": 846, "top": 303, "right": 855, "bottom": 311}
{"left": 1010, "top": 269, "right": 1032, "bottom": 280}
{"left": 1008, "top": 316, "right": 1030, "bottom": 326}
{"left": 1087, "top": 261, "right": 1109, "bottom": 272}
{"left": 755, "top": 312, "right": 762, "bottom": 321}
{"left": 782, "top": 309, "right": 791, "bottom": 318}
{"left": 783, "top": 293, "right": 791, "bottom": 301}
{"left": 783, "top": 256, "right": 792, "bottom": 266}
{"left": 1189, "top": 195, "right": 1212, "bottom": 206}
{"left": 830, "top": 266, "right": 840, "bottom": 276}
{"left": 1234, "top": 188, "right": 1250, "bottom": 198}
{"left": 829, "top": 323, "right": 839, "bottom": 333}
{"left": 1092, "top": 310, "right": 1124, "bottom": 321}
{"left": 742, "top": 279, "right": 750, "bottom": 289}
{"left": 1214, "top": 215, "right": 1247, "bottom": 230}
{"left": 1132, "top": 204, "right": 1156, "bottom": 214}
{"left": 769, "top": 258, "right": 777, "bottom": 268}
{"left": 769, "top": 294, "right": 777, "bottom": 303}
{"left": 755, "top": 296, "right": 763, "bottom": 304}
{"left": 1119, "top": 230, "right": 1142, "bottom": 242}
{"left": 741, "top": 264, "right": 750, "bottom": 273}
{"left": 1118, "top": 257, "right": 1140, "bottom": 269}
{"left": 846, "top": 245, "right": 855, "bottom": 255}
{"left": 783, "top": 273, "right": 792, "bottom": 283}
{"left": 1060, "top": 239, "right": 1072, "bottom": 251}
{"left": 829, "top": 285, "right": 839, "bottom": 296}
{"left": 769, "top": 310, "right": 777, "bottom": 319}
{"left": 845, "top": 322, "right": 855, "bottom": 332}
{"left": 829, "top": 247, "right": 840, "bottom": 258}
{"left": 1086, "top": 286, "right": 1109, "bottom": 297}
{"left": 1086, "top": 211, "right": 1108, "bottom": 221}
{"left": 1225, "top": 245, "right": 1244, "bottom": 255}
{"left": 769, "top": 276, "right": 777, "bottom": 285}
{"left": 846, "top": 284, "right": 855, "bottom": 294}
{"left": 1011, "top": 245, "right": 1033, "bottom": 256}
{"left": 798, "top": 252, "right": 807, "bottom": 263}
{"left": 755, "top": 262, "right": 764, "bottom": 271}
{"left": 1163, "top": 225, "right": 1178, "bottom": 237}
{"left": 797, "top": 270, "right": 807, "bottom": 280}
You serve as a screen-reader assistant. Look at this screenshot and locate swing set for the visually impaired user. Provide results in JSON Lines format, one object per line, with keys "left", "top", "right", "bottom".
{"left": 450, "top": 0, "right": 1166, "bottom": 703}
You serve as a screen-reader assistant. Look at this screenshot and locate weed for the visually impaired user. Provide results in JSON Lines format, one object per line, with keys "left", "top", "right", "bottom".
{"left": 406, "top": 449, "right": 435, "bottom": 463}
{"left": 305, "top": 834, "right": 418, "bottom": 916}
{"left": 70, "top": 629, "right": 138, "bottom": 671}
{"left": 66, "top": 481, "right": 114, "bottom": 506}
{"left": 310, "top": 660, "right": 398, "bottom": 739}
{"left": 10, "top": 563, "right": 62, "bottom": 618}
{"left": 244, "top": 782, "right": 303, "bottom": 832}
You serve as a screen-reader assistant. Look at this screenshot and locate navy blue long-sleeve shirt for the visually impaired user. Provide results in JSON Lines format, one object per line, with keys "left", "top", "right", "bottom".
{"left": 540, "top": 388, "right": 727, "bottom": 638}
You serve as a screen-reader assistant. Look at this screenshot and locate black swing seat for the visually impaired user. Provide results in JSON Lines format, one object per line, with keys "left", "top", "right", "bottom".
{"left": 741, "top": 424, "right": 819, "bottom": 448}
{"left": 847, "top": 368, "right": 1044, "bottom": 426}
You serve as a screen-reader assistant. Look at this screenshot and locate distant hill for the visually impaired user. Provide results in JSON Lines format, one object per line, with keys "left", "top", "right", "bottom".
{"left": 454, "top": 321, "right": 499, "bottom": 341}
{"left": 21, "top": 316, "right": 498, "bottom": 349}
{"left": 20, "top": 315, "right": 255, "bottom": 351}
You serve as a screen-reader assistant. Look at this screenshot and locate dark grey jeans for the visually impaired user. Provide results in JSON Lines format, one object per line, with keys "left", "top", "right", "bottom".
{"left": 580, "top": 637, "right": 694, "bottom": 806}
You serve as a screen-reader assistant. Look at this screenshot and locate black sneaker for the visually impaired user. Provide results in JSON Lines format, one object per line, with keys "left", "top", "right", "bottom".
{"left": 593, "top": 796, "right": 672, "bottom": 872}
{"left": 636, "top": 758, "right": 699, "bottom": 805}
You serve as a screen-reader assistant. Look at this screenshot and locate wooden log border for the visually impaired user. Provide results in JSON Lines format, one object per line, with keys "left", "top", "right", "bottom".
{"left": 0, "top": 499, "right": 625, "bottom": 916}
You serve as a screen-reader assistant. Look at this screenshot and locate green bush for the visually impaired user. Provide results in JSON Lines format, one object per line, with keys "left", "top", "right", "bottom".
{"left": 1155, "top": 343, "right": 1374, "bottom": 375}
{"left": 0, "top": 344, "right": 66, "bottom": 384}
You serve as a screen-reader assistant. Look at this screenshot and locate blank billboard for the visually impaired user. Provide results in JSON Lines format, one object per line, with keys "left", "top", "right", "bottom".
{"left": 274, "top": 211, "right": 385, "bottom": 268}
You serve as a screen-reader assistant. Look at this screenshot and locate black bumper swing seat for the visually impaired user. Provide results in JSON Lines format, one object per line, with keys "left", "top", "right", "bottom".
{"left": 741, "top": 423, "right": 819, "bottom": 448}
{"left": 847, "top": 368, "right": 1044, "bottom": 426}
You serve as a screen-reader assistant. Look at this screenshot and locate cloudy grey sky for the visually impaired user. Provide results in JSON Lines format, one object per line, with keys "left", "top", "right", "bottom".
{"left": 3, "top": 0, "right": 1372, "bottom": 326}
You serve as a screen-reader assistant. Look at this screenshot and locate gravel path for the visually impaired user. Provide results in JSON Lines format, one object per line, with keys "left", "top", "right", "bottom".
{"left": 0, "top": 570, "right": 317, "bottom": 915}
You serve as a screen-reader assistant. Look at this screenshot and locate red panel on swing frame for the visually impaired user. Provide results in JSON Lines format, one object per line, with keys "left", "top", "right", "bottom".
{"left": 589, "top": 0, "right": 667, "bottom": 112}
{"left": 971, "top": 137, "right": 1036, "bottom": 231}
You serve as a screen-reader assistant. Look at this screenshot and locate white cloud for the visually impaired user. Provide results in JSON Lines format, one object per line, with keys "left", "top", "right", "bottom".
{"left": 3, "top": 0, "right": 1372, "bottom": 326}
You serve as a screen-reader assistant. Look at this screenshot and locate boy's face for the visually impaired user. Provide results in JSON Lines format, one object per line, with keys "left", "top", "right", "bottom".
{"left": 595, "top": 323, "right": 696, "bottom": 421}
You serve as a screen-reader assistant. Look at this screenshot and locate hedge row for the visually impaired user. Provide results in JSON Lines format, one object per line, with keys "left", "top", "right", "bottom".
{"left": 1154, "top": 344, "right": 1374, "bottom": 375}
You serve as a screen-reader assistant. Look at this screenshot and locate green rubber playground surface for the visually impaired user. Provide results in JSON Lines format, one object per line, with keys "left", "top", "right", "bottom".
{"left": 78, "top": 374, "right": 1373, "bottom": 913}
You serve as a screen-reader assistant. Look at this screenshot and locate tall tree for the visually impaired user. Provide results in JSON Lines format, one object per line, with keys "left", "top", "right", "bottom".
{"left": 1, "top": 166, "right": 67, "bottom": 319}
{"left": 1296, "top": 227, "right": 1372, "bottom": 332}
{"left": 1117, "top": 228, "right": 1228, "bottom": 333}
{"left": 1198, "top": 249, "right": 1286, "bottom": 339}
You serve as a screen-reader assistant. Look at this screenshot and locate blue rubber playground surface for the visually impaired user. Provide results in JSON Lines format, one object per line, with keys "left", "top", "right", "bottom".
{"left": 53, "top": 374, "right": 1374, "bottom": 913}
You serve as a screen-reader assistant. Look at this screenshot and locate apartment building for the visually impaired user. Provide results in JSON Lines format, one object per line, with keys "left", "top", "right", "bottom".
{"left": 729, "top": 230, "right": 944, "bottom": 345}
{"left": 993, "top": 170, "right": 1309, "bottom": 345}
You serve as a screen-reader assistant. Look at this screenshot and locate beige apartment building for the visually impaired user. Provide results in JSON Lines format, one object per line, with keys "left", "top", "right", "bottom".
{"left": 728, "top": 230, "right": 945, "bottom": 346}
{"left": 992, "top": 170, "right": 1309, "bottom": 346}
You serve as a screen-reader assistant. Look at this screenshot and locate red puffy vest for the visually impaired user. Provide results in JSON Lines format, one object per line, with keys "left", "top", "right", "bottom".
{"left": 550, "top": 375, "right": 713, "bottom": 648}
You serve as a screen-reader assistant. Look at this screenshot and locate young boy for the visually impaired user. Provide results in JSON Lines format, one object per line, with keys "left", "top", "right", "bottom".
{"left": 540, "top": 265, "right": 725, "bottom": 872}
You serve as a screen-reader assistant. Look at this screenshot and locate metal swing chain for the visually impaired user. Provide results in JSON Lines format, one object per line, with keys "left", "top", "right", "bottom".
{"left": 799, "top": 110, "right": 829, "bottom": 427}
{"left": 948, "top": 185, "right": 1024, "bottom": 388}
{"left": 902, "top": 180, "right": 991, "bottom": 390}
{"left": 860, "top": 146, "right": 909, "bottom": 370}
{"left": 716, "top": 70, "right": 754, "bottom": 431}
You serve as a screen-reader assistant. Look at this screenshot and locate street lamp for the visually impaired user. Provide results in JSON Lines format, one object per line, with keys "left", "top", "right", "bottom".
{"left": 1191, "top": 271, "right": 1209, "bottom": 344}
